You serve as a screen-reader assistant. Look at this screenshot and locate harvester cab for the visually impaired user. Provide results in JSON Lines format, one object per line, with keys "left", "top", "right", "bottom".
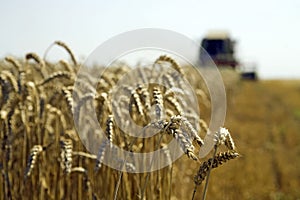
{"left": 200, "top": 31, "right": 238, "bottom": 68}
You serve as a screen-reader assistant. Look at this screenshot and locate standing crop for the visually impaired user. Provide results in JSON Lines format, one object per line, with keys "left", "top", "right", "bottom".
{"left": 0, "top": 41, "right": 238, "bottom": 200}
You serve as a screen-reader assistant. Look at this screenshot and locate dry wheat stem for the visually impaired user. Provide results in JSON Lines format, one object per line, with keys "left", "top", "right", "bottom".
{"left": 140, "top": 121, "right": 171, "bottom": 200}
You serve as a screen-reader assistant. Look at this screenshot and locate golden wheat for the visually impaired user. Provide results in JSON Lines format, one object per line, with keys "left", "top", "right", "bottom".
{"left": 0, "top": 41, "right": 239, "bottom": 200}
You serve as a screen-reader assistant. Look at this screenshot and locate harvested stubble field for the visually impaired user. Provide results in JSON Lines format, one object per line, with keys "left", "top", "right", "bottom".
{"left": 0, "top": 42, "right": 299, "bottom": 200}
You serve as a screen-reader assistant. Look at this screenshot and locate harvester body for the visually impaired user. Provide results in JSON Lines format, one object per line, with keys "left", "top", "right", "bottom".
{"left": 200, "top": 31, "right": 238, "bottom": 68}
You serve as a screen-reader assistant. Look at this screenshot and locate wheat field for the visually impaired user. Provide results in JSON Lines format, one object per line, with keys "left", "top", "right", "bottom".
{"left": 1, "top": 41, "right": 299, "bottom": 200}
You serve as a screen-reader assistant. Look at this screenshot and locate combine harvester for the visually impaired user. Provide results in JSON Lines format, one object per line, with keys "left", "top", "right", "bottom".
{"left": 200, "top": 31, "right": 257, "bottom": 80}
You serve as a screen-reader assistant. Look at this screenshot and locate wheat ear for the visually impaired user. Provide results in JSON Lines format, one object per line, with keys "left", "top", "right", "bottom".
{"left": 62, "top": 86, "right": 74, "bottom": 112}
{"left": 4, "top": 56, "right": 22, "bottom": 71}
{"left": 165, "top": 95, "right": 184, "bottom": 115}
{"left": 95, "top": 140, "right": 108, "bottom": 171}
{"left": 106, "top": 115, "right": 114, "bottom": 147}
{"left": 54, "top": 41, "right": 77, "bottom": 66}
{"left": 194, "top": 150, "right": 239, "bottom": 186}
{"left": 155, "top": 55, "right": 185, "bottom": 76}
{"left": 182, "top": 117, "right": 204, "bottom": 146}
{"left": 59, "top": 59, "right": 75, "bottom": 74}
{"left": 24, "top": 145, "right": 44, "bottom": 178}
{"left": 0, "top": 70, "right": 19, "bottom": 93}
{"left": 60, "top": 138, "right": 73, "bottom": 174}
{"left": 123, "top": 86, "right": 144, "bottom": 118}
{"left": 38, "top": 71, "right": 73, "bottom": 86}
{"left": 225, "top": 132, "right": 236, "bottom": 150}
{"left": 25, "top": 52, "right": 47, "bottom": 78}
{"left": 152, "top": 86, "right": 164, "bottom": 120}
{"left": 136, "top": 84, "right": 151, "bottom": 113}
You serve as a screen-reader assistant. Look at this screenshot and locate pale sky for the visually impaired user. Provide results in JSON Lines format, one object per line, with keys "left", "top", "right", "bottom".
{"left": 1, "top": 0, "right": 300, "bottom": 79}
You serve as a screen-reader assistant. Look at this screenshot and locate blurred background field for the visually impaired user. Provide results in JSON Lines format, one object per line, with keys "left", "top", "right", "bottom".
{"left": 173, "top": 76, "right": 300, "bottom": 199}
